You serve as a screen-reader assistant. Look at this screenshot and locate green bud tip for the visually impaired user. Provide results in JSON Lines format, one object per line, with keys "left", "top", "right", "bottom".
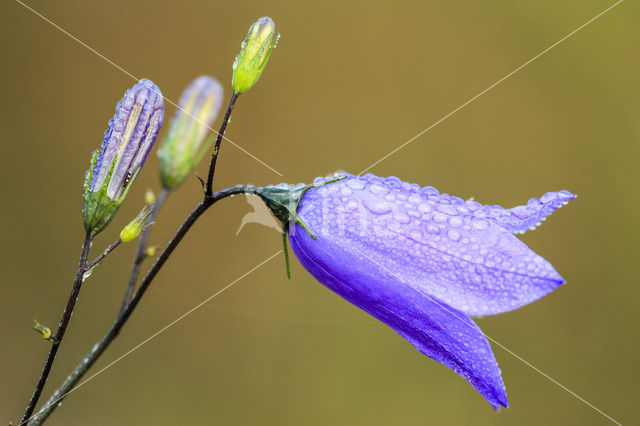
{"left": 232, "top": 17, "right": 280, "bottom": 94}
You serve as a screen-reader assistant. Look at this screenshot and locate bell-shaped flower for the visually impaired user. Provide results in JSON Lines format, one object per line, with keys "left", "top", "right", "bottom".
{"left": 256, "top": 173, "right": 575, "bottom": 409}
{"left": 83, "top": 79, "right": 164, "bottom": 234}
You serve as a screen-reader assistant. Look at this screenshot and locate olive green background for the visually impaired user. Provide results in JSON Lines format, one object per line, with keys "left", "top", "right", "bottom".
{"left": 1, "top": 1, "right": 638, "bottom": 425}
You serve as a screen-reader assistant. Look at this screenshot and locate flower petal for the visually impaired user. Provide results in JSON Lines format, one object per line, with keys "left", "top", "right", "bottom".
{"left": 476, "top": 190, "right": 576, "bottom": 234}
{"left": 296, "top": 175, "right": 570, "bottom": 316}
{"left": 290, "top": 225, "right": 508, "bottom": 408}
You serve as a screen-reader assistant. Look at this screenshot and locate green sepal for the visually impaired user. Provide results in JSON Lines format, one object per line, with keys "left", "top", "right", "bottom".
{"left": 282, "top": 231, "right": 291, "bottom": 279}
{"left": 256, "top": 175, "right": 346, "bottom": 237}
{"left": 254, "top": 175, "right": 346, "bottom": 276}
{"left": 82, "top": 153, "right": 138, "bottom": 235}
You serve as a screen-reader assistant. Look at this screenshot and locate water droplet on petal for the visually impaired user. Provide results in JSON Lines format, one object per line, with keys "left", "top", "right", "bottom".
{"left": 393, "top": 213, "right": 411, "bottom": 224}
{"left": 447, "top": 229, "right": 461, "bottom": 241}
{"left": 437, "top": 204, "right": 457, "bottom": 215}
{"left": 433, "top": 213, "right": 448, "bottom": 223}
{"left": 471, "top": 219, "right": 488, "bottom": 230}
{"left": 426, "top": 224, "right": 440, "bottom": 234}
{"left": 449, "top": 216, "right": 463, "bottom": 227}
{"left": 370, "top": 183, "right": 389, "bottom": 195}
{"left": 363, "top": 198, "right": 393, "bottom": 215}
{"left": 409, "top": 229, "right": 422, "bottom": 241}
{"left": 418, "top": 203, "right": 432, "bottom": 215}
{"left": 346, "top": 179, "right": 365, "bottom": 190}
{"left": 408, "top": 194, "right": 422, "bottom": 204}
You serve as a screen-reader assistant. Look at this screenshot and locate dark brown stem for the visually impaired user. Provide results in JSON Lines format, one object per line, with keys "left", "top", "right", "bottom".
{"left": 28, "top": 185, "right": 260, "bottom": 425}
{"left": 118, "top": 188, "right": 170, "bottom": 318}
{"left": 20, "top": 230, "right": 94, "bottom": 425}
{"left": 85, "top": 239, "right": 121, "bottom": 271}
{"left": 206, "top": 92, "right": 239, "bottom": 196}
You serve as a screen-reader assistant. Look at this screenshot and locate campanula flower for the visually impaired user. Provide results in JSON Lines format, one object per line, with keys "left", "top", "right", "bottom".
{"left": 83, "top": 79, "right": 164, "bottom": 234}
{"left": 257, "top": 173, "right": 575, "bottom": 408}
{"left": 157, "top": 76, "right": 224, "bottom": 189}
{"left": 232, "top": 17, "right": 279, "bottom": 94}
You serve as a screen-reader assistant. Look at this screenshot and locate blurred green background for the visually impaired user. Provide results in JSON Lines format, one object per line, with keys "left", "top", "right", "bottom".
{"left": 1, "top": 1, "right": 638, "bottom": 425}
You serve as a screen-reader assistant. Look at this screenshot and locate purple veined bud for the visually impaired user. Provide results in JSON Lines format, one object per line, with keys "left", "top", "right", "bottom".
{"left": 157, "top": 76, "right": 224, "bottom": 189}
{"left": 83, "top": 79, "right": 164, "bottom": 234}
{"left": 255, "top": 173, "right": 576, "bottom": 409}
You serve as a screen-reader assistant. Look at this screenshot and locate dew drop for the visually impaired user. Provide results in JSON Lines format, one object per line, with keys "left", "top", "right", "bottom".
{"left": 449, "top": 216, "right": 463, "bottom": 227}
{"left": 393, "top": 213, "right": 411, "bottom": 224}
{"left": 426, "top": 224, "right": 440, "bottom": 234}
{"left": 408, "top": 194, "right": 422, "bottom": 204}
{"left": 417, "top": 203, "right": 432, "bottom": 215}
{"left": 346, "top": 179, "right": 365, "bottom": 190}
{"left": 363, "top": 198, "right": 393, "bottom": 215}
{"left": 447, "top": 229, "right": 461, "bottom": 242}
{"left": 422, "top": 186, "right": 439, "bottom": 196}
{"left": 540, "top": 192, "right": 557, "bottom": 204}
{"left": 471, "top": 219, "right": 489, "bottom": 230}
{"left": 437, "top": 204, "right": 457, "bottom": 215}
{"left": 433, "top": 213, "right": 448, "bottom": 223}
{"left": 370, "top": 183, "right": 389, "bottom": 195}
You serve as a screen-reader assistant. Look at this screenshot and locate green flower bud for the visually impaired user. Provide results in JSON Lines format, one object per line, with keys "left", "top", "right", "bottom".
{"left": 232, "top": 17, "right": 279, "bottom": 94}
{"left": 33, "top": 320, "right": 53, "bottom": 342}
{"left": 119, "top": 205, "right": 154, "bottom": 243}
{"left": 158, "top": 76, "right": 224, "bottom": 189}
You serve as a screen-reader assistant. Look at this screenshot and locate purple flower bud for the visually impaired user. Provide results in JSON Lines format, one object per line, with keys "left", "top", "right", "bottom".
{"left": 274, "top": 173, "right": 575, "bottom": 408}
{"left": 83, "top": 79, "right": 164, "bottom": 234}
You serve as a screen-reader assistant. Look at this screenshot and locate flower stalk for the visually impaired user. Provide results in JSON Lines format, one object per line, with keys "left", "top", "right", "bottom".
{"left": 20, "top": 230, "right": 94, "bottom": 425}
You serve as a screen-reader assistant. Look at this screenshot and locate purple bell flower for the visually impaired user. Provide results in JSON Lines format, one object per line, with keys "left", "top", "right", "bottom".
{"left": 83, "top": 79, "right": 164, "bottom": 234}
{"left": 260, "top": 173, "right": 575, "bottom": 409}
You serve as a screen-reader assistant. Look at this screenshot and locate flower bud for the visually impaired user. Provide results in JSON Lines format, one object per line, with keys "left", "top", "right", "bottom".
{"left": 232, "top": 17, "right": 279, "bottom": 94}
{"left": 144, "top": 188, "right": 156, "bottom": 205}
{"left": 145, "top": 245, "right": 158, "bottom": 258}
{"left": 157, "top": 76, "right": 224, "bottom": 189}
{"left": 83, "top": 79, "right": 164, "bottom": 234}
{"left": 119, "top": 205, "right": 154, "bottom": 243}
{"left": 33, "top": 320, "right": 53, "bottom": 342}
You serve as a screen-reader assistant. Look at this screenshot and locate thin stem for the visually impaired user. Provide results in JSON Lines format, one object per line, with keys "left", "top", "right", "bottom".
{"left": 20, "top": 230, "right": 94, "bottom": 425}
{"left": 118, "top": 187, "right": 170, "bottom": 318}
{"left": 85, "top": 239, "right": 121, "bottom": 271}
{"left": 206, "top": 92, "right": 239, "bottom": 196}
{"left": 29, "top": 185, "right": 260, "bottom": 425}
